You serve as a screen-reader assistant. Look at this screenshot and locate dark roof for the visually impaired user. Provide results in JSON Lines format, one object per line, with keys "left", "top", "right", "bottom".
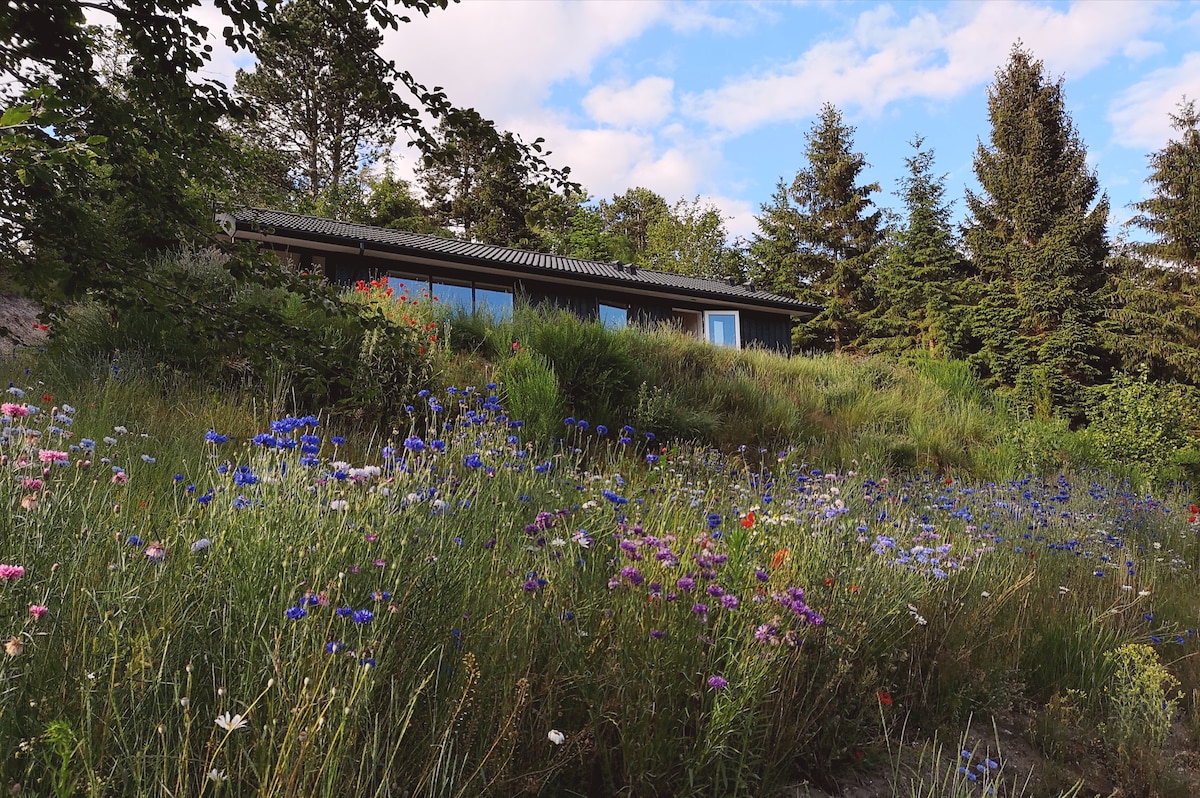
{"left": 223, "top": 208, "right": 819, "bottom": 315}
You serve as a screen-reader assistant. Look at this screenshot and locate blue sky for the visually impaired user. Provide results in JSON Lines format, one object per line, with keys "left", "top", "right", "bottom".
{"left": 200, "top": 0, "right": 1200, "bottom": 241}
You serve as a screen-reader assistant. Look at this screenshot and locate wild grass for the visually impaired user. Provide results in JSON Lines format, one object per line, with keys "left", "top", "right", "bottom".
{"left": 1, "top": 346, "right": 1198, "bottom": 796}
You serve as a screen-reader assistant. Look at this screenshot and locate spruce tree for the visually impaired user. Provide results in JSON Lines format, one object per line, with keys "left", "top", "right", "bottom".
{"left": 751, "top": 103, "right": 883, "bottom": 353}
{"left": 1104, "top": 100, "right": 1200, "bottom": 384}
{"left": 871, "top": 137, "right": 968, "bottom": 357}
{"left": 962, "top": 45, "right": 1109, "bottom": 418}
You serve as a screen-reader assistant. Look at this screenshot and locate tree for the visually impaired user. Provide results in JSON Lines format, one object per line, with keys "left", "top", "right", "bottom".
{"left": 870, "top": 137, "right": 969, "bottom": 357}
{"left": 751, "top": 103, "right": 884, "bottom": 352}
{"left": 1, "top": 0, "right": 575, "bottom": 308}
{"left": 643, "top": 196, "right": 741, "bottom": 280}
{"left": 416, "top": 109, "right": 554, "bottom": 248}
{"left": 1102, "top": 101, "right": 1200, "bottom": 384}
{"left": 962, "top": 44, "right": 1110, "bottom": 418}
{"left": 1129, "top": 99, "right": 1200, "bottom": 272}
{"left": 234, "top": 0, "right": 399, "bottom": 207}
{"left": 597, "top": 187, "right": 669, "bottom": 264}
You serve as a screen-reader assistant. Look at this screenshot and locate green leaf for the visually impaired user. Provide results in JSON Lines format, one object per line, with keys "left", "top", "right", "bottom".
{"left": 0, "top": 105, "right": 34, "bottom": 128}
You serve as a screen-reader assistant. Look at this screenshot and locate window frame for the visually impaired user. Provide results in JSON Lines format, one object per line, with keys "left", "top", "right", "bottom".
{"left": 703, "top": 310, "right": 741, "bottom": 349}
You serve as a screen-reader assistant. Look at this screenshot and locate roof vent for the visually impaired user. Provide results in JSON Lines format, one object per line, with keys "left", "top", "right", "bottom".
{"left": 726, "top": 276, "right": 737, "bottom": 286}
{"left": 614, "top": 261, "right": 624, "bottom": 272}
{"left": 743, "top": 280, "right": 756, "bottom": 292}
{"left": 628, "top": 264, "right": 637, "bottom": 275}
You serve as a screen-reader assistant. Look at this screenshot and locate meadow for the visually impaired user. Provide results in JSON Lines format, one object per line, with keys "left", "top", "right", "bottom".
{"left": 2, "top": 282, "right": 1199, "bottom": 797}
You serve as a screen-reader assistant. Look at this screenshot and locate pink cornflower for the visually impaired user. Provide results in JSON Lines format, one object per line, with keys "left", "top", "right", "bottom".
{"left": 20, "top": 478, "right": 42, "bottom": 491}
{"left": 0, "top": 564, "right": 25, "bottom": 580}
{"left": 111, "top": 472, "right": 127, "bottom": 485}
{"left": 38, "top": 449, "right": 69, "bottom": 464}
{"left": 28, "top": 605, "right": 48, "bottom": 620}
{"left": 144, "top": 542, "right": 167, "bottom": 561}
{"left": 1, "top": 403, "right": 27, "bottom": 417}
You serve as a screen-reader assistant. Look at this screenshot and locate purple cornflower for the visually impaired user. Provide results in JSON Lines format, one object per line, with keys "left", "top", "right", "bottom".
{"left": 677, "top": 576, "right": 695, "bottom": 592}
{"left": 707, "top": 675, "right": 728, "bottom": 690}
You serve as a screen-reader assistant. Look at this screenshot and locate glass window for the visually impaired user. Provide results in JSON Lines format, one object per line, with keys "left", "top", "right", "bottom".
{"left": 475, "top": 287, "right": 514, "bottom": 320}
{"left": 432, "top": 282, "right": 473, "bottom": 313}
{"left": 387, "top": 275, "right": 429, "bottom": 303}
{"left": 705, "top": 311, "right": 740, "bottom": 349}
{"left": 599, "top": 303, "right": 627, "bottom": 329}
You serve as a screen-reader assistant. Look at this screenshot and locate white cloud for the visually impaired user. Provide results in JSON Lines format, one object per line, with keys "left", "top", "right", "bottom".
{"left": 582, "top": 77, "right": 675, "bottom": 128}
{"left": 381, "top": 0, "right": 669, "bottom": 119}
{"left": 1109, "top": 52, "right": 1200, "bottom": 149}
{"left": 684, "top": 0, "right": 1158, "bottom": 136}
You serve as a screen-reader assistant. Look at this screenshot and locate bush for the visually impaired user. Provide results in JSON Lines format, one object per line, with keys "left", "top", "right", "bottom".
{"left": 1086, "top": 371, "right": 1197, "bottom": 485}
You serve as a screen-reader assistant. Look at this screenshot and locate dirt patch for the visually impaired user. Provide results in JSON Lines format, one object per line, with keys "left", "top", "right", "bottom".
{"left": 0, "top": 292, "right": 47, "bottom": 354}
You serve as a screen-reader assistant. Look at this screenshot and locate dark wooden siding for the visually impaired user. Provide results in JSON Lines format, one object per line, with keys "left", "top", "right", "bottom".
{"left": 740, "top": 310, "right": 794, "bottom": 354}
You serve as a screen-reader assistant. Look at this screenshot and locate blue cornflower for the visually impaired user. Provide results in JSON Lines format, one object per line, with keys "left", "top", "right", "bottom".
{"left": 173, "top": 473, "right": 184, "bottom": 482}
{"left": 128, "top": 535, "right": 144, "bottom": 546}
{"left": 352, "top": 609, "right": 374, "bottom": 624}
{"left": 286, "top": 606, "right": 307, "bottom": 620}
{"left": 335, "top": 606, "right": 353, "bottom": 618}
{"left": 463, "top": 453, "right": 483, "bottom": 469}
{"left": 596, "top": 425, "right": 607, "bottom": 436}
{"left": 325, "top": 641, "right": 343, "bottom": 654}
{"left": 331, "top": 436, "right": 345, "bottom": 446}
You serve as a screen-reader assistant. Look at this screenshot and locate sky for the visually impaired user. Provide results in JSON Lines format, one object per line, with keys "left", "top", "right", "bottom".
{"left": 198, "top": 0, "right": 1200, "bottom": 242}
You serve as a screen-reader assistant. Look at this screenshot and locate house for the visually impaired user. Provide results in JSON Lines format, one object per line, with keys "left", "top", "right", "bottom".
{"left": 217, "top": 208, "right": 818, "bottom": 353}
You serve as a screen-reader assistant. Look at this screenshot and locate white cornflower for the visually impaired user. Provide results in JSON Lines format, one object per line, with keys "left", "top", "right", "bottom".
{"left": 207, "top": 768, "right": 227, "bottom": 783}
{"left": 547, "top": 729, "right": 565, "bottom": 745}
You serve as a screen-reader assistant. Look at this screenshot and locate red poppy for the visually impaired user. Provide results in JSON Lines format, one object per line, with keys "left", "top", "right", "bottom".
{"left": 42, "top": 393, "right": 52, "bottom": 403}
{"left": 741, "top": 511, "right": 755, "bottom": 528}
{"left": 769, "top": 548, "right": 788, "bottom": 569}
{"left": 824, "top": 577, "right": 834, "bottom": 587}
{"left": 878, "top": 690, "right": 893, "bottom": 706}
{"left": 850, "top": 584, "right": 860, "bottom": 593}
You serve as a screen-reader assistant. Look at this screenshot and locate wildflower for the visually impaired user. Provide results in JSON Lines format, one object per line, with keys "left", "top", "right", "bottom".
{"left": 650, "top": 629, "right": 665, "bottom": 639}
{"left": 28, "top": 605, "right": 48, "bottom": 620}
{"left": 330, "top": 499, "right": 348, "bottom": 511}
{"left": 352, "top": 609, "right": 374, "bottom": 624}
{"left": 741, "top": 511, "right": 755, "bottom": 528}
{"left": 286, "top": 606, "right": 307, "bottom": 620}
{"left": 878, "top": 690, "right": 893, "bottom": 706}
{"left": 707, "top": 675, "right": 728, "bottom": 690}
{"left": 0, "top": 564, "right": 25, "bottom": 580}
{"left": 548, "top": 729, "right": 566, "bottom": 745}
{"left": 325, "top": 641, "right": 344, "bottom": 654}
{"left": 144, "top": 541, "right": 166, "bottom": 561}
{"left": 38, "top": 449, "right": 69, "bottom": 464}
{"left": 214, "top": 712, "right": 249, "bottom": 732}
{"left": 207, "top": 769, "right": 227, "bottom": 783}
{"left": 770, "top": 549, "right": 788, "bottom": 569}
{"left": 5, "top": 636, "right": 23, "bottom": 656}
{"left": 190, "top": 538, "right": 212, "bottom": 552}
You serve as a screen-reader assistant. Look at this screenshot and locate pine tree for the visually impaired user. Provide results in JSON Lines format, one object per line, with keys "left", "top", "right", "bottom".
{"left": 234, "top": 0, "right": 399, "bottom": 206}
{"left": 1103, "top": 100, "right": 1200, "bottom": 384}
{"left": 871, "top": 137, "right": 969, "bottom": 357}
{"left": 962, "top": 45, "right": 1109, "bottom": 418}
{"left": 751, "top": 103, "right": 883, "bottom": 353}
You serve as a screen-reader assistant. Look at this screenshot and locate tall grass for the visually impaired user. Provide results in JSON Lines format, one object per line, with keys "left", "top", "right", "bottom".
{"left": 1, "top": 349, "right": 1198, "bottom": 795}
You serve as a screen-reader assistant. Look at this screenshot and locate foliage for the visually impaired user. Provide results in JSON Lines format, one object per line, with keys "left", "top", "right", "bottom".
{"left": 751, "top": 102, "right": 885, "bottom": 353}
{"left": 1104, "top": 103, "right": 1200, "bottom": 387}
{"left": 233, "top": 0, "right": 399, "bottom": 208}
{"left": 961, "top": 45, "right": 1110, "bottom": 419}
{"left": 870, "top": 138, "right": 970, "bottom": 358}
{"left": 643, "top": 196, "right": 742, "bottom": 280}
{"left": 1084, "top": 370, "right": 1198, "bottom": 485}
{"left": 1101, "top": 643, "right": 1180, "bottom": 794}
{"left": 1128, "top": 99, "right": 1200, "bottom": 273}
{"left": 416, "top": 109, "right": 573, "bottom": 249}
{"left": 596, "top": 186, "right": 670, "bottom": 264}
